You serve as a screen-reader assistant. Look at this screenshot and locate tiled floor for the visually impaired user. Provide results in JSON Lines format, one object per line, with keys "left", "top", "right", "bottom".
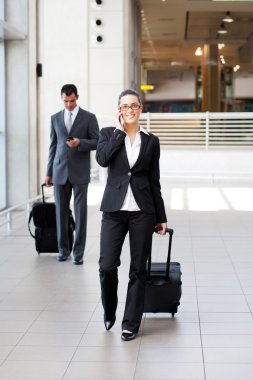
{"left": 0, "top": 179, "right": 253, "bottom": 379}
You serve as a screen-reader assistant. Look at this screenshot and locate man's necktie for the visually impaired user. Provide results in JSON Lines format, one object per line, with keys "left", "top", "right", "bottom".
{"left": 66, "top": 112, "right": 72, "bottom": 133}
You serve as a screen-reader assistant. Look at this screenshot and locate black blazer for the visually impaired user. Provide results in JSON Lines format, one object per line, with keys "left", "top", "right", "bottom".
{"left": 96, "top": 127, "right": 167, "bottom": 223}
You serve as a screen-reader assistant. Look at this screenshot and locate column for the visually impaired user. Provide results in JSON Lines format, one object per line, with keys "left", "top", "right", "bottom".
{"left": 201, "top": 44, "right": 220, "bottom": 112}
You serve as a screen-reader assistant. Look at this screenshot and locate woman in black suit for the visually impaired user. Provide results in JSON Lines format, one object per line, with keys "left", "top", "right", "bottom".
{"left": 96, "top": 89, "right": 167, "bottom": 341}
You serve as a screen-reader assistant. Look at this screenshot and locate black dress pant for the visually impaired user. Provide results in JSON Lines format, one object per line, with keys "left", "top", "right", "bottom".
{"left": 99, "top": 210, "right": 155, "bottom": 333}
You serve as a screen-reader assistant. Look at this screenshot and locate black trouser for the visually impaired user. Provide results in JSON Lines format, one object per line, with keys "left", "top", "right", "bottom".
{"left": 99, "top": 210, "right": 155, "bottom": 333}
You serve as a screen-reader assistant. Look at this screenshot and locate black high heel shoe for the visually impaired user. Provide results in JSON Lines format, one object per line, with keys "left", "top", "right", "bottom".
{"left": 104, "top": 315, "right": 116, "bottom": 331}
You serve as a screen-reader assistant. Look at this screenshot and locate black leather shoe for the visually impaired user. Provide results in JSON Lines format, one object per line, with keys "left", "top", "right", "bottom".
{"left": 73, "top": 259, "right": 83, "bottom": 265}
{"left": 57, "top": 256, "right": 68, "bottom": 262}
{"left": 121, "top": 331, "right": 136, "bottom": 341}
{"left": 104, "top": 316, "right": 116, "bottom": 331}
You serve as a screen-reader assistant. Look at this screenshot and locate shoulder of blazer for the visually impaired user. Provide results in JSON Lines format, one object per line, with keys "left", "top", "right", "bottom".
{"left": 141, "top": 131, "right": 159, "bottom": 146}
{"left": 78, "top": 107, "right": 97, "bottom": 120}
{"left": 100, "top": 126, "right": 115, "bottom": 135}
{"left": 146, "top": 131, "right": 158, "bottom": 140}
{"left": 51, "top": 110, "right": 63, "bottom": 119}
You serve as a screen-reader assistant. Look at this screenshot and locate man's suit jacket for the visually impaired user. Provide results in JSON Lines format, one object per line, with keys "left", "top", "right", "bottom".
{"left": 46, "top": 107, "right": 99, "bottom": 185}
{"left": 96, "top": 127, "right": 167, "bottom": 223}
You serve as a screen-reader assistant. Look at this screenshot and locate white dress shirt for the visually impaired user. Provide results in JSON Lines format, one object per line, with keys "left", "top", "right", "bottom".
{"left": 120, "top": 127, "right": 149, "bottom": 211}
{"left": 64, "top": 105, "right": 79, "bottom": 130}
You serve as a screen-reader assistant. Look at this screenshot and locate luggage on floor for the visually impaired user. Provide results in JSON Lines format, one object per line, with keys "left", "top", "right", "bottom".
{"left": 28, "top": 184, "right": 75, "bottom": 254}
{"left": 144, "top": 228, "right": 182, "bottom": 316}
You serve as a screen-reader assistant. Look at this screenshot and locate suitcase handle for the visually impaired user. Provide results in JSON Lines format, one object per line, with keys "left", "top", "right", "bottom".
{"left": 28, "top": 184, "right": 48, "bottom": 238}
{"left": 147, "top": 227, "right": 174, "bottom": 282}
{"left": 41, "top": 183, "right": 54, "bottom": 203}
{"left": 41, "top": 183, "right": 47, "bottom": 203}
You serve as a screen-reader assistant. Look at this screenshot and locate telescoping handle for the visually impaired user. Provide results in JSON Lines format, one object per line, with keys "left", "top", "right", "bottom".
{"left": 41, "top": 183, "right": 46, "bottom": 203}
{"left": 41, "top": 183, "right": 53, "bottom": 203}
{"left": 147, "top": 227, "right": 174, "bottom": 281}
{"left": 165, "top": 228, "right": 174, "bottom": 280}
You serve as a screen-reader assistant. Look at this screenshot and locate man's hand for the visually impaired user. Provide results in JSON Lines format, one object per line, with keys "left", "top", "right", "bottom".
{"left": 66, "top": 137, "right": 80, "bottom": 148}
{"left": 45, "top": 176, "right": 53, "bottom": 187}
{"left": 155, "top": 223, "right": 167, "bottom": 236}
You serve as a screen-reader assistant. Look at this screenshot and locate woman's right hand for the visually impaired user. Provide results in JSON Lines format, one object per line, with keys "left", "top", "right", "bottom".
{"left": 115, "top": 111, "right": 125, "bottom": 131}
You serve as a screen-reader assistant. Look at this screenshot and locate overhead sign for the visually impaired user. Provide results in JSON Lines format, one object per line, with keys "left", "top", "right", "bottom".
{"left": 140, "top": 85, "right": 154, "bottom": 91}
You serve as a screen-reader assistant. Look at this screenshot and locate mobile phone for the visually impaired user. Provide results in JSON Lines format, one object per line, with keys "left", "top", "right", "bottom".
{"left": 67, "top": 136, "right": 74, "bottom": 141}
{"left": 118, "top": 114, "right": 124, "bottom": 127}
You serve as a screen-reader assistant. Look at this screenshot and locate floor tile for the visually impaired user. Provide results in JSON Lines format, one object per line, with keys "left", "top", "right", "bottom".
{"left": 0, "top": 360, "right": 69, "bottom": 378}
{"left": 135, "top": 362, "right": 204, "bottom": 379}
{"left": 202, "top": 334, "right": 253, "bottom": 347}
{"left": 140, "top": 333, "right": 202, "bottom": 348}
{"left": 138, "top": 347, "right": 203, "bottom": 363}
{"left": 72, "top": 346, "right": 139, "bottom": 362}
{"left": 205, "top": 363, "right": 253, "bottom": 380}
{"left": 0, "top": 333, "right": 23, "bottom": 346}
{"left": 18, "top": 333, "right": 83, "bottom": 347}
{"left": 0, "top": 346, "right": 13, "bottom": 361}
{"left": 64, "top": 362, "right": 136, "bottom": 379}
{"left": 203, "top": 347, "right": 253, "bottom": 363}
{"left": 7, "top": 346, "right": 76, "bottom": 361}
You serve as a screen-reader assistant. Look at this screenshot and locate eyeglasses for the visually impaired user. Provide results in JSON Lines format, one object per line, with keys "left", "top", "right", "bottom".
{"left": 119, "top": 103, "right": 141, "bottom": 112}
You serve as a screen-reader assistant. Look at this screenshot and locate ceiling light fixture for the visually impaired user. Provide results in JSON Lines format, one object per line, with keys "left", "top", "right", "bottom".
{"left": 217, "top": 22, "right": 228, "bottom": 34}
{"left": 222, "top": 11, "right": 234, "bottom": 23}
{"left": 220, "top": 55, "right": 226, "bottom": 64}
{"left": 218, "top": 43, "right": 225, "bottom": 49}
{"left": 195, "top": 47, "right": 203, "bottom": 56}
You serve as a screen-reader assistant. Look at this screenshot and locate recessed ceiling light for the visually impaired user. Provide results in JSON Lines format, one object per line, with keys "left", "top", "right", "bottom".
{"left": 222, "top": 11, "right": 234, "bottom": 23}
{"left": 195, "top": 47, "right": 203, "bottom": 56}
{"left": 217, "top": 22, "right": 228, "bottom": 34}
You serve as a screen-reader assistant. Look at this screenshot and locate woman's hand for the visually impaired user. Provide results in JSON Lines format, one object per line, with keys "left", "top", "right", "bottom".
{"left": 115, "top": 111, "right": 125, "bottom": 131}
{"left": 155, "top": 223, "right": 167, "bottom": 236}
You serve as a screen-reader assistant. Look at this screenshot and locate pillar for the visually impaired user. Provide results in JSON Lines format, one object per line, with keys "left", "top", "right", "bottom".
{"left": 201, "top": 44, "right": 220, "bottom": 112}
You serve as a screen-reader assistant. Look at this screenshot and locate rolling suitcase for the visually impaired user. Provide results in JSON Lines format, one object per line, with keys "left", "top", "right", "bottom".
{"left": 144, "top": 228, "right": 182, "bottom": 316}
{"left": 28, "top": 184, "right": 75, "bottom": 254}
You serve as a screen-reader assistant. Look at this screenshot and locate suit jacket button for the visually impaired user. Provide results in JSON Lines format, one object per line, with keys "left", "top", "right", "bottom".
{"left": 128, "top": 172, "right": 131, "bottom": 176}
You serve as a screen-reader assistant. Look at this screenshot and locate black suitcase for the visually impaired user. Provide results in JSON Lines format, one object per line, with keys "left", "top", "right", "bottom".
{"left": 28, "top": 184, "right": 75, "bottom": 254}
{"left": 144, "top": 228, "right": 182, "bottom": 316}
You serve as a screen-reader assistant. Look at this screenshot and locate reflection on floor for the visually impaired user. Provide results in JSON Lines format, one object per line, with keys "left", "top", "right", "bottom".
{"left": 0, "top": 179, "right": 253, "bottom": 379}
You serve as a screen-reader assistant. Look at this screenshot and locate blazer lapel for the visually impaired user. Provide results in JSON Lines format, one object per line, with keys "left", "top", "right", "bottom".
{"left": 120, "top": 144, "right": 130, "bottom": 169}
{"left": 132, "top": 132, "right": 149, "bottom": 168}
{"left": 58, "top": 111, "right": 68, "bottom": 135}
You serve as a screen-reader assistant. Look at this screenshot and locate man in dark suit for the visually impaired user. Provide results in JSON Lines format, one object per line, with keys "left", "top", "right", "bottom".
{"left": 45, "top": 84, "right": 99, "bottom": 264}
{"left": 96, "top": 89, "right": 167, "bottom": 341}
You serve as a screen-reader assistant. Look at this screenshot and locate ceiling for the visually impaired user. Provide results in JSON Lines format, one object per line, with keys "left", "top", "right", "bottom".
{"left": 138, "top": 0, "right": 253, "bottom": 82}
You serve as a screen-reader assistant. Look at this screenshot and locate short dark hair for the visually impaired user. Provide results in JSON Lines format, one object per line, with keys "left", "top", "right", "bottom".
{"left": 118, "top": 89, "right": 141, "bottom": 106}
{"left": 61, "top": 84, "right": 78, "bottom": 97}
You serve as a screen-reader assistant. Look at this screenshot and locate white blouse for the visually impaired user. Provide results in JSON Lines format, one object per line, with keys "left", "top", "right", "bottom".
{"left": 120, "top": 127, "right": 149, "bottom": 211}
